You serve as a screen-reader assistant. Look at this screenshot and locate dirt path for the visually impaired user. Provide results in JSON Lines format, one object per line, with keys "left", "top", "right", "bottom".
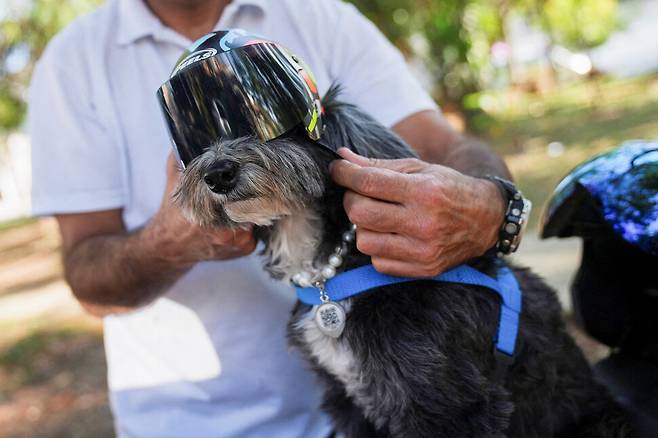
{"left": 512, "top": 233, "right": 581, "bottom": 311}
{"left": 0, "top": 219, "right": 113, "bottom": 438}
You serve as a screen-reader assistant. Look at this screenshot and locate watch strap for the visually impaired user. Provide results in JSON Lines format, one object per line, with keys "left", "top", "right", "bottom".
{"left": 484, "top": 176, "right": 530, "bottom": 256}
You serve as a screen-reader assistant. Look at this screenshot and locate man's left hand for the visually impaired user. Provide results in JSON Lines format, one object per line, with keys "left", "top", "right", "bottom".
{"left": 330, "top": 148, "right": 506, "bottom": 277}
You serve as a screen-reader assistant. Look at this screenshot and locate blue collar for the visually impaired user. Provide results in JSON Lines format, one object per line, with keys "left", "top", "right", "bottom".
{"left": 296, "top": 264, "right": 522, "bottom": 356}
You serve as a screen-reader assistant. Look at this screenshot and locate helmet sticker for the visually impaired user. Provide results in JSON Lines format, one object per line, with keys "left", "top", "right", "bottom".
{"left": 172, "top": 48, "right": 217, "bottom": 76}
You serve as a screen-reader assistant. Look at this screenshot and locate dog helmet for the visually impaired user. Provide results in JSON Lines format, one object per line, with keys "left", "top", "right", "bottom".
{"left": 157, "top": 29, "right": 325, "bottom": 166}
{"left": 541, "top": 140, "right": 658, "bottom": 255}
{"left": 540, "top": 140, "right": 658, "bottom": 349}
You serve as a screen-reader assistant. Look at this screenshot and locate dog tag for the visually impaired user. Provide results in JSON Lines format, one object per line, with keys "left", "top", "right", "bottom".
{"left": 314, "top": 301, "right": 346, "bottom": 338}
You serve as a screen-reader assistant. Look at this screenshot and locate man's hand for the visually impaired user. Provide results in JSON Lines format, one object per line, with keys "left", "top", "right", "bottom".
{"left": 58, "top": 153, "right": 256, "bottom": 317}
{"left": 330, "top": 148, "right": 505, "bottom": 277}
{"left": 142, "top": 153, "right": 256, "bottom": 267}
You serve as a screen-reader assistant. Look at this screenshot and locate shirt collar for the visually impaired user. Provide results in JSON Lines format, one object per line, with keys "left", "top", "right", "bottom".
{"left": 116, "top": 0, "right": 268, "bottom": 47}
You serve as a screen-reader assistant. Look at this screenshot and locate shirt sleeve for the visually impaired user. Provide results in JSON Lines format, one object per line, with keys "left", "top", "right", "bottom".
{"left": 326, "top": 2, "right": 439, "bottom": 127}
{"left": 28, "top": 44, "right": 124, "bottom": 217}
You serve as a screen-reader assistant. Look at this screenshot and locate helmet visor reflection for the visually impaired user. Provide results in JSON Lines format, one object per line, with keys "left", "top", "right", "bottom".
{"left": 540, "top": 141, "right": 658, "bottom": 255}
{"left": 157, "top": 43, "right": 322, "bottom": 166}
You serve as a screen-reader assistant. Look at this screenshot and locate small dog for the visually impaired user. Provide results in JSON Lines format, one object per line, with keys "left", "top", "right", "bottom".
{"left": 175, "top": 86, "right": 630, "bottom": 437}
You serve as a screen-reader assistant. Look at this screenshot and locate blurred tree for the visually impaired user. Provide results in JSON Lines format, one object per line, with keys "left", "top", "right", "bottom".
{"left": 0, "top": 0, "right": 101, "bottom": 132}
{"left": 0, "top": 0, "right": 619, "bottom": 132}
{"left": 347, "top": 0, "right": 619, "bottom": 118}
{"left": 538, "top": 0, "right": 618, "bottom": 50}
{"left": 348, "top": 0, "right": 484, "bottom": 111}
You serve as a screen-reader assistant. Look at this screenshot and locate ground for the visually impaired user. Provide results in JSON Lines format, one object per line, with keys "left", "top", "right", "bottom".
{"left": 1, "top": 74, "right": 656, "bottom": 437}
{"left": 0, "top": 219, "right": 113, "bottom": 438}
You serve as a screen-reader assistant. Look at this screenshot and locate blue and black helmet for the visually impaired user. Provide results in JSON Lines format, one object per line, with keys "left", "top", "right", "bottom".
{"left": 541, "top": 140, "right": 658, "bottom": 256}
{"left": 541, "top": 140, "right": 658, "bottom": 349}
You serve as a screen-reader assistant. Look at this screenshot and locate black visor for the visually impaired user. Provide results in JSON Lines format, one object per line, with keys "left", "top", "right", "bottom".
{"left": 157, "top": 30, "right": 325, "bottom": 166}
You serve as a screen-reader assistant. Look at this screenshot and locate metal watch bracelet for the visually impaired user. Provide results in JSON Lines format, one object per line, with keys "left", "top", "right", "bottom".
{"left": 484, "top": 176, "right": 532, "bottom": 256}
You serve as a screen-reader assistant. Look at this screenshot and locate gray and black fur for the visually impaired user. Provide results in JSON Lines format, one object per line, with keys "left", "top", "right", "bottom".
{"left": 175, "top": 85, "right": 631, "bottom": 437}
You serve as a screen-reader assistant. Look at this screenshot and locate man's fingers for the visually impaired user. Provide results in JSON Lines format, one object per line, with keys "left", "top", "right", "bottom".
{"left": 336, "top": 148, "right": 427, "bottom": 173}
{"left": 336, "top": 148, "right": 375, "bottom": 166}
{"left": 206, "top": 225, "right": 251, "bottom": 242}
{"left": 234, "top": 231, "right": 257, "bottom": 253}
{"left": 343, "top": 192, "right": 406, "bottom": 232}
{"left": 356, "top": 228, "right": 436, "bottom": 263}
{"left": 331, "top": 160, "right": 409, "bottom": 203}
{"left": 206, "top": 225, "right": 255, "bottom": 249}
{"left": 370, "top": 257, "right": 443, "bottom": 278}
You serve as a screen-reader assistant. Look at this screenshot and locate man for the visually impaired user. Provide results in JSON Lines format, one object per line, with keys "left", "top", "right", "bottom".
{"left": 29, "top": 0, "right": 513, "bottom": 436}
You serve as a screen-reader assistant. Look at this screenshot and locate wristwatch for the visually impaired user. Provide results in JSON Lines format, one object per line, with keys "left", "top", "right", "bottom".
{"left": 485, "top": 176, "right": 532, "bottom": 256}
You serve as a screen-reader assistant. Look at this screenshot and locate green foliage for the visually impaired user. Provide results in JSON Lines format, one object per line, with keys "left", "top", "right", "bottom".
{"left": 349, "top": 0, "right": 484, "bottom": 107}
{"left": 0, "top": 0, "right": 620, "bottom": 132}
{"left": 541, "top": 0, "right": 618, "bottom": 49}
{"left": 0, "top": 85, "right": 25, "bottom": 130}
{"left": 0, "top": 0, "right": 102, "bottom": 132}
{"left": 347, "top": 0, "right": 619, "bottom": 113}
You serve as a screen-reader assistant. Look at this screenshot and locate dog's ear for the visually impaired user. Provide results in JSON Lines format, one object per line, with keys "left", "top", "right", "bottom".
{"left": 320, "top": 84, "right": 418, "bottom": 160}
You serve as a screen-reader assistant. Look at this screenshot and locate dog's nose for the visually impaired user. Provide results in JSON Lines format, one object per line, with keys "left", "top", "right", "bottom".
{"left": 204, "top": 160, "right": 240, "bottom": 194}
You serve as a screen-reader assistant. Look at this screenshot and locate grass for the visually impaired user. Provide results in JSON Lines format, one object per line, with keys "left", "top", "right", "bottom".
{"left": 0, "top": 216, "right": 36, "bottom": 233}
{"left": 0, "top": 323, "right": 112, "bottom": 438}
{"left": 0, "top": 329, "right": 81, "bottom": 389}
{"left": 0, "top": 322, "right": 103, "bottom": 390}
{"left": 477, "top": 73, "right": 658, "bottom": 227}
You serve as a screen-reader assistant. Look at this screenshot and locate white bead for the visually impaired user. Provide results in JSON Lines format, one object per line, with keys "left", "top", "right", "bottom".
{"left": 297, "top": 271, "right": 313, "bottom": 288}
{"left": 350, "top": 223, "right": 357, "bottom": 232}
{"left": 328, "top": 254, "right": 342, "bottom": 267}
{"left": 321, "top": 265, "right": 336, "bottom": 279}
{"left": 342, "top": 231, "right": 354, "bottom": 242}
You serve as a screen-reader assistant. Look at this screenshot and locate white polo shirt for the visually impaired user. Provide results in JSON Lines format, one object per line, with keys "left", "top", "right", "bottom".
{"left": 29, "top": 0, "right": 437, "bottom": 436}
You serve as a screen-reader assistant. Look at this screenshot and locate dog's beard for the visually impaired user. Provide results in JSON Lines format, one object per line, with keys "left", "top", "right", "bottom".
{"left": 224, "top": 197, "right": 293, "bottom": 225}
{"left": 173, "top": 136, "right": 327, "bottom": 229}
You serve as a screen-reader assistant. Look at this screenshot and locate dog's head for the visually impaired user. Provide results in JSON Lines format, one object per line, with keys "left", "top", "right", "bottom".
{"left": 174, "top": 133, "right": 332, "bottom": 227}
{"left": 174, "top": 85, "right": 416, "bottom": 229}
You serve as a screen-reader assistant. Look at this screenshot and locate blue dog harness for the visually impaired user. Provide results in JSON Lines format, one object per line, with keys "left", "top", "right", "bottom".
{"left": 296, "top": 264, "right": 522, "bottom": 356}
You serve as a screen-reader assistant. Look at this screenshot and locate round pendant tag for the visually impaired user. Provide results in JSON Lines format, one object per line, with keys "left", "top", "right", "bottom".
{"left": 314, "top": 302, "right": 346, "bottom": 338}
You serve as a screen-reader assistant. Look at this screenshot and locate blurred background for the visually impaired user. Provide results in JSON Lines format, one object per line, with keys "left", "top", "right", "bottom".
{"left": 0, "top": 0, "right": 657, "bottom": 436}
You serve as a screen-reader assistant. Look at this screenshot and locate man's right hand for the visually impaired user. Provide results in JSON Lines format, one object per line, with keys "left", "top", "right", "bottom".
{"left": 56, "top": 152, "right": 256, "bottom": 317}
{"left": 141, "top": 153, "right": 257, "bottom": 268}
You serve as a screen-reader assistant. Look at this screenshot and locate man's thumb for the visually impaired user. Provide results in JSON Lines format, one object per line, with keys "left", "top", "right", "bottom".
{"left": 166, "top": 152, "right": 182, "bottom": 184}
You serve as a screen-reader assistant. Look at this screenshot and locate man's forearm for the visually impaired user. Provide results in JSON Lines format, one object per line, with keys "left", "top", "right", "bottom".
{"left": 445, "top": 136, "right": 512, "bottom": 180}
{"left": 424, "top": 135, "right": 512, "bottom": 181}
{"left": 393, "top": 110, "right": 511, "bottom": 181}
{"left": 64, "top": 225, "right": 189, "bottom": 313}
